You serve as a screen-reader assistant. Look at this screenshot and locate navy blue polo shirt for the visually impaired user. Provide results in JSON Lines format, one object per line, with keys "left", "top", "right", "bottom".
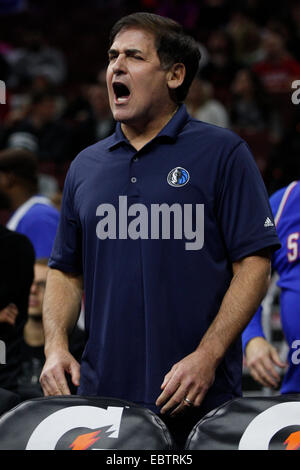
{"left": 49, "top": 104, "right": 280, "bottom": 414}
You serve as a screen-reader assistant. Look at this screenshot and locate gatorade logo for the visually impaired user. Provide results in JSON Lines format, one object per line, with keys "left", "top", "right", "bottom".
{"left": 26, "top": 405, "right": 124, "bottom": 450}
{"left": 239, "top": 402, "right": 300, "bottom": 450}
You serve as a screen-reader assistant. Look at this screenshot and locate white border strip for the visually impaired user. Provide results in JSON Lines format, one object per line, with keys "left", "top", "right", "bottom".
{"left": 6, "top": 195, "right": 52, "bottom": 231}
{"left": 274, "top": 181, "right": 298, "bottom": 227}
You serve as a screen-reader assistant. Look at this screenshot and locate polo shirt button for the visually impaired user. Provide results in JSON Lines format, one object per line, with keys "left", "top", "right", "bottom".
{"left": 133, "top": 157, "right": 138, "bottom": 162}
{"left": 131, "top": 177, "right": 137, "bottom": 183}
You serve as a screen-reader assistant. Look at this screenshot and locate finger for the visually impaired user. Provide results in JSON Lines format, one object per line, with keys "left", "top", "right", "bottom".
{"left": 160, "top": 384, "right": 188, "bottom": 415}
{"left": 69, "top": 362, "right": 80, "bottom": 387}
{"left": 249, "top": 367, "right": 268, "bottom": 387}
{"left": 3, "top": 314, "right": 16, "bottom": 326}
{"left": 250, "top": 363, "right": 277, "bottom": 388}
{"left": 40, "top": 368, "right": 70, "bottom": 396}
{"left": 263, "top": 357, "right": 281, "bottom": 382}
{"left": 40, "top": 372, "right": 60, "bottom": 396}
{"left": 191, "top": 389, "right": 208, "bottom": 408}
{"left": 52, "top": 369, "right": 71, "bottom": 395}
{"left": 161, "top": 370, "right": 173, "bottom": 390}
{"left": 169, "top": 395, "right": 196, "bottom": 417}
{"left": 7, "top": 308, "right": 17, "bottom": 319}
{"left": 8, "top": 304, "right": 18, "bottom": 316}
{"left": 169, "top": 401, "right": 187, "bottom": 417}
{"left": 156, "top": 379, "right": 180, "bottom": 408}
{"left": 42, "top": 386, "right": 50, "bottom": 397}
{"left": 8, "top": 303, "right": 17, "bottom": 309}
{"left": 270, "top": 348, "right": 287, "bottom": 368}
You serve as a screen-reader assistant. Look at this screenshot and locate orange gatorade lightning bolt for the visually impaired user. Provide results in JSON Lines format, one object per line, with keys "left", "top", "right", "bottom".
{"left": 69, "top": 430, "right": 102, "bottom": 450}
{"left": 284, "top": 431, "right": 300, "bottom": 450}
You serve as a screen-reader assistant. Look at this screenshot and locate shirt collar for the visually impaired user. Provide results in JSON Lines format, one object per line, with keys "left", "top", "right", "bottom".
{"left": 107, "top": 104, "right": 190, "bottom": 151}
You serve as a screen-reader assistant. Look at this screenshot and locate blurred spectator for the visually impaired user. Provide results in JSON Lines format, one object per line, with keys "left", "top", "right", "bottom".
{"left": 226, "top": 11, "right": 265, "bottom": 66}
{"left": 186, "top": 77, "right": 230, "bottom": 128}
{"left": 251, "top": 27, "right": 300, "bottom": 144}
{"left": 0, "top": 148, "right": 59, "bottom": 258}
{"left": 17, "top": 258, "right": 86, "bottom": 400}
{"left": 6, "top": 30, "right": 66, "bottom": 88}
{"left": 77, "top": 82, "right": 115, "bottom": 146}
{"left": 63, "top": 80, "right": 115, "bottom": 154}
{"left": 200, "top": 29, "right": 242, "bottom": 106}
{"left": 0, "top": 224, "right": 35, "bottom": 393}
{"left": 252, "top": 27, "right": 300, "bottom": 95}
{"left": 230, "top": 68, "right": 271, "bottom": 134}
{"left": 230, "top": 67, "right": 275, "bottom": 178}
{"left": 266, "top": 105, "right": 300, "bottom": 193}
{"left": 1, "top": 88, "right": 73, "bottom": 163}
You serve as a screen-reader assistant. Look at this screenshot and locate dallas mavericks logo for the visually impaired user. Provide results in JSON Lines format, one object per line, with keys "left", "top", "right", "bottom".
{"left": 167, "top": 167, "right": 190, "bottom": 187}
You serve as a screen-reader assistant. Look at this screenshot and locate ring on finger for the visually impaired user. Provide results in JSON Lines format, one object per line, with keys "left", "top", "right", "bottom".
{"left": 183, "top": 397, "right": 194, "bottom": 406}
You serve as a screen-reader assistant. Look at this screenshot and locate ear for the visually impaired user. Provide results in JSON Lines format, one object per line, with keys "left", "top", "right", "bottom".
{"left": 166, "top": 63, "right": 186, "bottom": 91}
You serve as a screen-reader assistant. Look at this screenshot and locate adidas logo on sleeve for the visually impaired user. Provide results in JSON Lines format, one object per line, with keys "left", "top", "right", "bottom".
{"left": 264, "top": 217, "right": 274, "bottom": 228}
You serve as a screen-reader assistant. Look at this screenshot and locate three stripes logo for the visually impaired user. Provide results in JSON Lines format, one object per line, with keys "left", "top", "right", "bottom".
{"left": 264, "top": 217, "right": 274, "bottom": 228}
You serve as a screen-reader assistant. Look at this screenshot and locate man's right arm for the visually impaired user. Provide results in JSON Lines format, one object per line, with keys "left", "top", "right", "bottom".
{"left": 40, "top": 268, "right": 84, "bottom": 396}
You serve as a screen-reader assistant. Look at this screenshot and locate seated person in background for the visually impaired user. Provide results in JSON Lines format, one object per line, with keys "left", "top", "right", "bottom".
{"left": 2, "top": 88, "right": 72, "bottom": 164}
{"left": 186, "top": 76, "right": 230, "bottom": 128}
{"left": 0, "top": 148, "right": 59, "bottom": 258}
{"left": 17, "top": 258, "right": 86, "bottom": 400}
{"left": 243, "top": 181, "right": 300, "bottom": 393}
{"left": 230, "top": 68, "right": 271, "bottom": 135}
{"left": 0, "top": 224, "right": 35, "bottom": 393}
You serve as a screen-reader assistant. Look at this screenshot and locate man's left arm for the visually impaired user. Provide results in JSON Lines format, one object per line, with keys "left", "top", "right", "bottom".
{"left": 156, "top": 248, "right": 271, "bottom": 416}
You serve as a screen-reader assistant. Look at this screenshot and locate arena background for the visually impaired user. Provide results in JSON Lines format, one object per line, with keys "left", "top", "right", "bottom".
{"left": 1, "top": 0, "right": 300, "bottom": 400}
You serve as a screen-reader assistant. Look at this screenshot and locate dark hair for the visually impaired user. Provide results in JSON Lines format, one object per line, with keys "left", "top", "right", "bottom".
{"left": 109, "top": 12, "right": 201, "bottom": 103}
{"left": 0, "top": 149, "right": 38, "bottom": 193}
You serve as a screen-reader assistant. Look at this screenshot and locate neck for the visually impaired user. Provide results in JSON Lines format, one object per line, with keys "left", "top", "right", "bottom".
{"left": 24, "top": 317, "right": 44, "bottom": 347}
{"left": 121, "top": 104, "right": 179, "bottom": 151}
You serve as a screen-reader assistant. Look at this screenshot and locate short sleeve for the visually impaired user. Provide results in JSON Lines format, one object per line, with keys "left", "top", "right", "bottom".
{"left": 48, "top": 166, "right": 83, "bottom": 273}
{"left": 216, "top": 141, "right": 281, "bottom": 261}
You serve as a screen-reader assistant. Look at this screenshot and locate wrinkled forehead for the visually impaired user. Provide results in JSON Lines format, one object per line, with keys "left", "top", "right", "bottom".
{"left": 110, "top": 26, "right": 158, "bottom": 55}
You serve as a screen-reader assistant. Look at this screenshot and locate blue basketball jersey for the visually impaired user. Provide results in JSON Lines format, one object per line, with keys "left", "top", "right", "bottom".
{"left": 242, "top": 181, "right": 300, "bottom": 393}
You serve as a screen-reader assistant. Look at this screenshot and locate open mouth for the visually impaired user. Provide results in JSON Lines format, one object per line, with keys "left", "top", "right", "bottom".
{"left": 113, "top": 82, "right": 131, "bottom": 103}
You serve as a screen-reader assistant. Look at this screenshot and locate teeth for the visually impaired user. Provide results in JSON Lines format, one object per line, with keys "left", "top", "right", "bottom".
{"left": 117, "top": 96, "right": 129, "bottom": 103}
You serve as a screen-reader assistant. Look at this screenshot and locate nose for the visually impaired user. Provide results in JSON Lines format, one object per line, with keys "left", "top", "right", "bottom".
{"left": 111, "top": 53, "right": 127, "bottom": 75}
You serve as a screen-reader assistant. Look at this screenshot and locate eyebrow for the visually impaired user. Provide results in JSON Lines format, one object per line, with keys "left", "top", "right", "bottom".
{"left": 108, "top": 48, "right": 143, "bottom": 57}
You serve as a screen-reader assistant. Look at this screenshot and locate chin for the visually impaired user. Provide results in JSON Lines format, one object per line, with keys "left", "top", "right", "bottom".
{"left": 113, "top": 109, "right": 133, "bottom": 123}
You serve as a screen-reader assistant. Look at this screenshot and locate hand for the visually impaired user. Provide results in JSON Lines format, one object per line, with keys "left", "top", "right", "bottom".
{"left": 245, "top": 337, "right": 287, "bottom": 388}
{"left": 40, "top": 349, "right": 80, "bottom": 396}
{"left": 0, "top": 303, "right": 18, "bottom": 326}
{"left": 155, "top": 349, "right": 216, "bottom": 417}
